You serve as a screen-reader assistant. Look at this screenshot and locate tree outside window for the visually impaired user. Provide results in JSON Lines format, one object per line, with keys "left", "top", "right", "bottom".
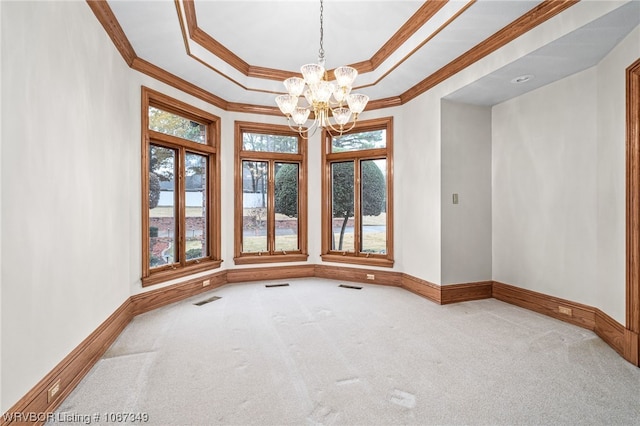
{"left": 321, "top": 117, "right": 394, "bottom": 267}
{"left": 234, "top": 122, "right": 308, "bottom": 264}
{"left": 142, "top": 87, "right": 221, "bottom": 286}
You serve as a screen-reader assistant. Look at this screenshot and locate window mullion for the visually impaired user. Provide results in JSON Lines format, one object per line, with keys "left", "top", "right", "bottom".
{"left": 267, "top": 160, "right": 276, "bottom": 254}
{"left": 177, "top": 148, "right": 186, "bottom": 267}
{"left": 354, "top": 159, "right": 362, "bottom": 256}
{"left": 206, "top": 155, "right": 215, "bottom": 259}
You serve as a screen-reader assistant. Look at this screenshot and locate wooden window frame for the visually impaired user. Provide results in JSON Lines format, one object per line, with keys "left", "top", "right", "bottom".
{"left": 234, "top": 121, "right": 308, "bottom": 265}
{"left": 141, "top": 87, "right": 222, "bottom": 286}
{"left": 321, "top": 117, "right": 394, "bottom": 268}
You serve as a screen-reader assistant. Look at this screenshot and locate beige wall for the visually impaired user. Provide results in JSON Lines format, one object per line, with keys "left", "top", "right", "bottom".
{"left": 441, "top": 100, "right": 492, "bottom": 285}
{"left": 492, "top": 67, "right": 600, "bottom": 308}
{"left": 1, "top": 1, "right": 137, "bottom": 411}
{"left": 492, "top": 25, "right": 640, "bottom": 323}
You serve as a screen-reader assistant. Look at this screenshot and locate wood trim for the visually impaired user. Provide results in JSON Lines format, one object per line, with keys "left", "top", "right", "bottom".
{"left": 233, "top": 121, "right": 308, "bottom": 263}
{"left": 315, "top": 265, "right": 402, "bottom": 287}
{"left": 492, "top": 281, "right": 629, "bottom": 363}
{"left": 400, "top": 273, "right": 441, "bottom": 304}
{"left": 85, "top": 0, "right": 136, "bottom": 66}
{"left": 355, "top": 0, "right": 476, "bottom": 94}
{"left": 440, "top": 281, "right": 493, "bottom": 304}
{"left": 366, "top": 97, "right": 403, "bottom": 111}
{"left": 131, "top": 270, "right": 227, "bottom": 316}
{"left": 226, "top": 264, "right": 316, "bottom": 283}
{"left": 401, "top": 0, "right": 579, "bottom": 104}
{"left": 595, "top": 309, "right": 626, "bottom": 356}
{"left": 6, "top": 270, "right": 636, "bottom": 424}
{"left": 626, "top": 59, "right": 640, "bottom": 334}
{"left": 320, "top": 117, "right": 395, "bottom": 266}
{"left": 87, "top": 0, "right": 580, "bottom": 117}
{"left": 0, "top": 300, "right": 133, "bottom": 426}
{"left": 182, "top": 0, "right": 448, "bottom": 81}
{"left": 141, "top": 87, "right": 223, "bottom": 287}
{"left": 132, "top": 58, "right": 229, "bottom": 111}
{"left": 181, "top": 0, "right": 250, "bottom": 76}
{"left": 233, "top": 254, "right": 309, "bottom": 265}
{"left": 492, "top": 281, "right": 596, "bottom": 329}
{"left": 319, "top": 254, "right": 395, "bottom": 268}
{"left": 624, "top": 329, "right": 639, "bottom": 366}
{"left": 364, "top": 1, "right": 449, "bottom": 73}
{"left": 226, "top": 102, "right": 282, "bottom": 116}
{"left": 626, "top": 58, "right": 640, "bottom": 366}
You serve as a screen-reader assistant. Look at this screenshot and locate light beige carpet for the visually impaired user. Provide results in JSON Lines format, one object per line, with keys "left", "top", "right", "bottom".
{"left": 48, "top": 278, "right": 640, "bottom": 425}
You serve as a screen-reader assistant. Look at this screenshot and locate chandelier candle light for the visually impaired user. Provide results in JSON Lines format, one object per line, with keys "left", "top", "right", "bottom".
{"left": 275, "top": 0, "right": 369, "bottom": 138}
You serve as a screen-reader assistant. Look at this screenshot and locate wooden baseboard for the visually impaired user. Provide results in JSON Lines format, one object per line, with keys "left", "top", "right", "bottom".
{"left": 595, "top": 308, "right": 626, "bottom": 356}
{"left": 7, "top": 268, "right": 634, "bottom": 425}
{"left": 131, "top": 270, "right": 228, "bottom": 316}
{"left": 315, "top": 264, "right": 402, "bottom": 287}
{"left": 441, "top": 281, "right": 493, "bottom": 304}
{"left": 624, "top": 329, "right": 639, "bottom": 366}
{"left": 492, "top": 281, "right": 596, "bottom": 329}
{"left": 1, "top": 300, "right": 133, "bottom": 426}
{"left": 492, "top": 280, "right": 631, "bottom": 364}
{"left": 227, "top": 264, "right": 315, "bottom": 283}
{"left": 400, "top": 274, "right": 441, "bottom": 303}
{"left": 399, "top": 275, "right": 493, "bottom": 305}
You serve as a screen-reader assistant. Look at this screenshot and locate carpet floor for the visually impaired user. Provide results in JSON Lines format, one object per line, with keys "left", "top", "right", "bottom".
{"left": 48, "top": 278, "right": 640, "bottom": 425}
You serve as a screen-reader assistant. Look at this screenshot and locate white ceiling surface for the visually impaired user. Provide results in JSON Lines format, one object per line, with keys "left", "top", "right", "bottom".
{"left": 107, "top": 0, "right": 640, "bottom": 108}
{"left": 446, "top": 0, "right": 640, "bottom": 105}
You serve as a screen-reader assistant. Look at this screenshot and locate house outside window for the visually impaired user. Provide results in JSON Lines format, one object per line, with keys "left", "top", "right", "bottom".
{"left": 142, "top": 87, "right": 221, "bottom": 286}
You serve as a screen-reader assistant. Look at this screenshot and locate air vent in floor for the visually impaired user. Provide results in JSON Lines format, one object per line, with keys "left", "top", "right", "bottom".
{"left": 339, "top": 284, "right": 362, "bottom": 290}
{"left": 265, "top": 283, "right": 290, "bottom": 288}
{"left": 194, "top": 296, "right": 221, "bottom": 306}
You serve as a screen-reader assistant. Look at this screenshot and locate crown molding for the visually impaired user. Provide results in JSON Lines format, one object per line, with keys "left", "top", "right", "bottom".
{"left": 87, "top": 0, "right": 579, "bottom": 114}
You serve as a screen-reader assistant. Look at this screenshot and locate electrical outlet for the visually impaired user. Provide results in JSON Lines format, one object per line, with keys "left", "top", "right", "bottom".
{"left": 202, "top": 279, "right": 210, "bottom": 287}
{"left": 366, "top": 274, "right": 375, "bottom": 280}
{"left": 47, "top": 379, "right": 61, "bottom": 403}
{"left": 558, "top": 306, "right": 572, "bottom": 316}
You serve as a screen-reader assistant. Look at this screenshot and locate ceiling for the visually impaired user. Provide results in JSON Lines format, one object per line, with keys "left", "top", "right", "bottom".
{"left": 102, "top": 0, "right": 640, "bottom": 111}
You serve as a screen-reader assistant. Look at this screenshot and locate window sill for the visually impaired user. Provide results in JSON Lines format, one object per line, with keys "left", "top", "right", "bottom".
{"left": 234, "top": 253, "right": 309, "bottom": 265}
{"left": 142, "top": 259, "right": 223, "bottom": 287}
{"left": 320, "top": 254, "right": 394, "bottom": 268}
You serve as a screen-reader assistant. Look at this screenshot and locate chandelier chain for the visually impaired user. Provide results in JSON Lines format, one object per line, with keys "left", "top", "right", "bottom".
{"left": 274, "top": 0, "right": 368, "bottom": 138}
{"left": 318, "top": 0, "right": 325, "bottom": 62}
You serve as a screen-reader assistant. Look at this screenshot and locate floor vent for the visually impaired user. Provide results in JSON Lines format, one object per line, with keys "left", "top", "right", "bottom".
{"left": 265, "top": 283, "right": 290, "bottom": 288}
{"left": 194, "top": 296, "right": 221, "bottom": 306}
{"left": 339, "top": 284, "right": 363, "bottom": 290}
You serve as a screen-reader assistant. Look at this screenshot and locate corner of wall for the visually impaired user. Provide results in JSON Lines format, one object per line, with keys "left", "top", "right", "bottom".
{"left": 440, "top": 99, "right": 492, "bottom": 285}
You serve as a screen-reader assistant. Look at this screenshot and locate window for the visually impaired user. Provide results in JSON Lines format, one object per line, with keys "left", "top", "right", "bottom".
{"left": 321, "top": 117, "right": 394, "bottom": 267}
{"left": 234, "top": 122, "right": 308, "bottom": 264}
{"left": 142, "top": 87, "right": 221, "bottom": 286}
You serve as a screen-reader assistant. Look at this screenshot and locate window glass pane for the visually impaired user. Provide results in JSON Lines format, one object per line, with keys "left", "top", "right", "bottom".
{"left": 274, "top": 162, "right": 299, "bottom": 252}
{"left": 361, "top": 159, "right": 387, "bottom": 254}
{"left": 148, "top": 106, "right": 206, "bottom": 144}
{"left": 149, "top": 145, "right": 177, "bottom": 268}
{"left": 185, "top": 153, "right": 207, "bottom": 260}
{"left": 242, "top": 132, "right": 298, "bottom": 153}
{"left": 331, "top": 161, "right": 355, "bottom": 252}
{"left": 332, "top": 129, "right": 386, "bottom": 152}
{"left": 242, "top": 160, "right": 268, "bottom": 253}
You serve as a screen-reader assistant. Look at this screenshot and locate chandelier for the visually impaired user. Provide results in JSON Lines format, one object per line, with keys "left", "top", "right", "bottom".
{"left": 275, "top": 0, "right": 369, "bottom": 138}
